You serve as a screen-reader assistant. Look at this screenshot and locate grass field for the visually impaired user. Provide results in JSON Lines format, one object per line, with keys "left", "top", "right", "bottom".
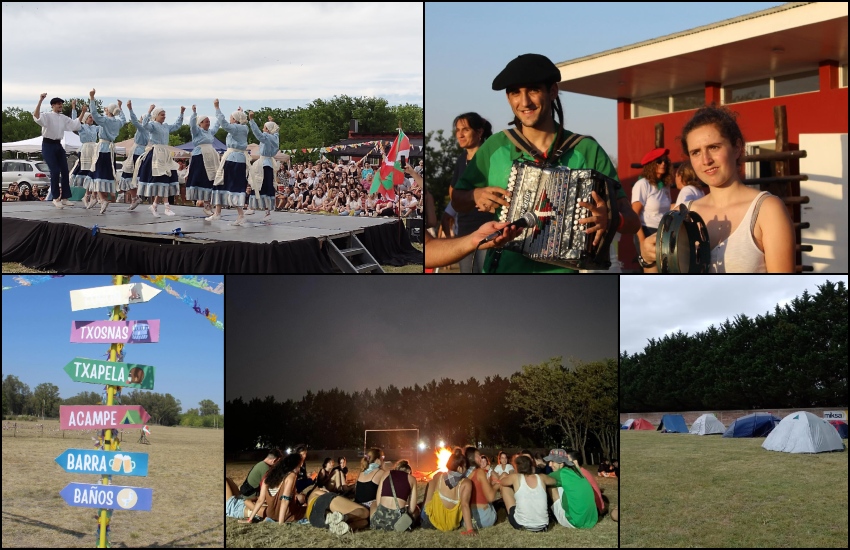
{"left": 2, "top": 420, "right": 223, "bottom": 548}
{"left": 225, "top": 460, "right": 618, "bottom": 548}
{"left": 620, "top": 431, "right": 848, "bottom": 548}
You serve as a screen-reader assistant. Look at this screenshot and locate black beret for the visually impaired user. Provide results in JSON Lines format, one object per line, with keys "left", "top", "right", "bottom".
{"left": 492, "top": 54, "right": 561, "bottom": 91}
{"left": 49, "top": 97, "right": 65, "bottom": 105}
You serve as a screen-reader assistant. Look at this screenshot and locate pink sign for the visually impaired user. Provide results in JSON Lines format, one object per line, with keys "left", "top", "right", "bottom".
{"left": 70, "top": 320, "right": 160, "bottom": 344}
{"left": 60, "top": 405, "right": 150, "bottom": 430}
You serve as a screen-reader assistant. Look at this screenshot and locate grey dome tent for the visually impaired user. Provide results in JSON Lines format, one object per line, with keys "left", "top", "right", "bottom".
{"left": 762, "top": 411, "right": 845, "bottom": 454}
{"left": 689, "top": 413, "right": 726, "bottom": 435}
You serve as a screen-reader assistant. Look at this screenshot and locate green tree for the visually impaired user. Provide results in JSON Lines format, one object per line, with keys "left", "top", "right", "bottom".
{"left": 2, "top": 375, "right": 32, "bottom": 416}
{"left": 63, "top": 391, "right": 103, "bottom": 406}
{"left": 2, "top": 107, "right": 41, "bottom": 145}
{"left": 199, "top": 399, "right": 220, "bottom": 416}
{"left": 32, "top": 382, "right": 61, "bottom": 419}
{"left": 423, "top": 129, "right": 462, "bottom": 217}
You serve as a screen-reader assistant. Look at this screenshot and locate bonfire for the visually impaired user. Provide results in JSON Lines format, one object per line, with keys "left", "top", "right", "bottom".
{"left": 413, "top": 446, "right": 453, "bottom": 482}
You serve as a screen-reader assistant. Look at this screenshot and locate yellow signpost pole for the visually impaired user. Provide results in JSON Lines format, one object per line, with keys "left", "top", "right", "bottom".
{"left": 98, "top": 275, "right": 129, "bottom": 548}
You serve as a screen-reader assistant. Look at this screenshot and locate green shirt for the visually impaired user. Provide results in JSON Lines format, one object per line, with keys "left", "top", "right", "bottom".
{"left": 549, "top": 467, "right": 598, "bottom": 529}
{"left": 245, "top": 461, "right": 270, "bottom": 494}
{"left": 454, "top": 129, "right": 625, "bottom": 273}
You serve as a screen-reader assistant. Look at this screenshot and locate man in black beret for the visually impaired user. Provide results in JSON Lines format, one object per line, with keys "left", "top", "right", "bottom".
{"left": 33, "top": 93, "right": 82, "bottom": 209}
{"left": 451, "top": 54, "right": 639, "bottom": 273}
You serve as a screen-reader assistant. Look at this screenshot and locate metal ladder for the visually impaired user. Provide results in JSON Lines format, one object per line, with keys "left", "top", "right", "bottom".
{"left": 325, "top": 234, "right": 384, "bottom": 273}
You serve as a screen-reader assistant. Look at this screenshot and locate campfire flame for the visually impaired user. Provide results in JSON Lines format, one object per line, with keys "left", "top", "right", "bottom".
{"left": 435, "top": 446, "right": 453, "bottom": 473}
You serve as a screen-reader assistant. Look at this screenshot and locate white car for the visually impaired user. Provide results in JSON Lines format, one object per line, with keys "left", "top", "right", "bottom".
{"left": 2, "top": 160, "right": 51, "bottom": 195}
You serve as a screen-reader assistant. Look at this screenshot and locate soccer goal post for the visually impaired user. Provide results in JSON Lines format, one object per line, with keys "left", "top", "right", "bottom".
{"left": 364, "top": 428, "right": 419, "bottom": 470}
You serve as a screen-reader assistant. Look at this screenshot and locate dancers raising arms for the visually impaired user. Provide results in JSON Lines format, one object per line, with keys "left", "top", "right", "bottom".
{"left": 70, "top": 105, "right": 99, "bottom": 208}
{"left": 135, "top": 104, "right": 185, "bottom": 217}
{"left": 247, "top": 112, "right": 280, "bottom": 222}
{"left": 32, "top": 94, "right": 82, "bottom": 209}
{"left": 186, "top": 105, "right": 221, "bottom": 216}
{"left": 88, "top": 89, "right": 126, "bottom": 214}
{"left": 119, "top": 100, "right": 151, "bottom": 211}
{"left": 208, "top": 99, "right": 250, "bottom": 225}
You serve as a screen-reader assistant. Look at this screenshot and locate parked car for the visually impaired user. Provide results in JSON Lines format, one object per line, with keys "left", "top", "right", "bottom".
{"left": 2, "top": 160, "right": 51, "bottom": 194}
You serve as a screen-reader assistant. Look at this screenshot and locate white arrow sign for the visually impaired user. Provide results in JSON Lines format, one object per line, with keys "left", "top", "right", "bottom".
{"left": 70, "top": 283, "right": 162, "bottom": 312}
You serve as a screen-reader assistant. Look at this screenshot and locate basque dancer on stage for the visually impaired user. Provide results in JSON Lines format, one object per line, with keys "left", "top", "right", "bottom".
{"left": 207, "top": 99, "right": 249, "bottom": 226}
{"left": 247, "top": 112, "right": 280, "bottom": 222}
{"left": 70, "top": 106, "right": 98, "bottom": 208}
{"left": 119, "top": 100, "right": 151, "bottom": 211}
{"left": 187, "top": 104, "right": 221, "bottom": 216}
{"left": 88, "top": 89, "right": 126, "bottom": 214}
{"left": 135, "top": 103, "right": 185, "bottom": 217}
{"left": 32, "top": 94, "right": 82, "bottom": 209}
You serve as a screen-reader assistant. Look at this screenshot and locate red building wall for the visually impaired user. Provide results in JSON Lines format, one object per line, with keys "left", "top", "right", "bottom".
{"left": 616, "top": 76, "right": 848, "bottom": 270}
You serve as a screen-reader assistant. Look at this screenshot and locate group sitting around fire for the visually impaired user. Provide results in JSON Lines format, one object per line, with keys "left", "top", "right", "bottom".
{"left": 225, "top": 443, "right": 613, "bottom": 535}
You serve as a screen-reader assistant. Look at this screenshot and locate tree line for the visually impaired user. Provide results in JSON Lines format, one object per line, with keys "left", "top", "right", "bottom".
{"left": 226, "top": 357, "right": 618, "bottom": 465}
{"left": 620, "top": 280, "right": 848, "bottom": 413}
{"left": 1, "top": 375, "right": 222, "bottom": 427}
{"left": 2, "top": 95, "right": 422, "bottom": 164}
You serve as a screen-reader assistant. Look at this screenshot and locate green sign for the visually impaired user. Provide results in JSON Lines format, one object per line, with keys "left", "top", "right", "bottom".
{"left": 63, "top": 358, "right": 155, "bottom": 390}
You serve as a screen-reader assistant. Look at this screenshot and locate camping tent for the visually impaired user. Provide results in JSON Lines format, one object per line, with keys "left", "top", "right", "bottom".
{"left": 762, "top": 411, "right": 845, "bottom": 453}
{"left": 657, "top": 414, "right": 688, "bottom": 433}
{"left": 629, "top": 418, "right": 654, "bottom": 430}
{"left": 723, "top": 413, "right": 781, "bottom": 438}
{"left": 2, "top": 131, "right": 81, "bottom": 153}
{"left": 621, "top": 419, "right": 634, "bottom": 430}
{"left": 689, "top": 413, "right": 726, "bottom": 435}
{"left": 245, "top": 143, "right": 291, "bottom": 165}
{"left": 828, "top": 420, "right": 848, "bottom": 439}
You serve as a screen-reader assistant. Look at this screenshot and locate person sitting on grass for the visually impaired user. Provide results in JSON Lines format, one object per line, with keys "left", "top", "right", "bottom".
{"left": 239, "top": 453, "right": 307, "bottom": 524}
{"left": 611, "top": 458, "right": 619, "bottom": 478}
{"left": 534, "top": 452, "right": 553, "bottom": 475}
{"left": 545, "top": 448, "right": 597, "bottom": 529}
{"left": 479, "top": 454, "right": 492, "bottom": 480}
{"left": 565, "top": 449, "right": 607, "bottom": 518}
{"left": 354, "top": 448, "right": 386, "bottom": 509}
{"left": 225, "top": 476, "right": 264, "bottom": 520}
{"left": 421, "top": 447, "right": 476, "bottom": 536}
{"left": 293, "top": 444, "right": 315, "bottom": 493}
{"left": 305, "top": 487, "right": 370, "bottom": 535}
{"left": 316, "top": 457, "right": 342, "bottom": 491}
{"left": 238, "top": 449, "right": 281, "bottom": 502}
{"left": 371, "top": 459, "right": 419, "bottom": 531}
{"left": 597, "top": 458, "right": 611, "bottom": 477}
{"left": 492, "top": 454, "right": 558, "bottom": 532}
{"left": 493, "top": 450, "right": 515, "bottom": 480}
{"left": 463, "top": 446, "right": 498, "bottom": 528}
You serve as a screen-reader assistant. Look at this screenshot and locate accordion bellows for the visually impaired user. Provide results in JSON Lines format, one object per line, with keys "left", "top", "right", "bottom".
{"left": 499, "top": 161, "right": 620, "bottom": 270}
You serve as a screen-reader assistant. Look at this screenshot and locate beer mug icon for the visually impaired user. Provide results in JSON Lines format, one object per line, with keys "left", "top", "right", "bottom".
{"left": 123, "top": 455, "right": 136, "bottom": 473}
{"left": 111, "top": 454, "right": 124, "bottom": 472}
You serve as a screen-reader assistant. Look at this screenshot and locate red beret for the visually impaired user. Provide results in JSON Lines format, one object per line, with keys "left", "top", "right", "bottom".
{"left": 641, "top": 147, "right": 669, "bottom": 166}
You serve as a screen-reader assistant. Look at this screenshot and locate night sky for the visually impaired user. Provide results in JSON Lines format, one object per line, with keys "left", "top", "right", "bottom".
{"left": 226, "top": 276, "right": 619, "bottom": 402}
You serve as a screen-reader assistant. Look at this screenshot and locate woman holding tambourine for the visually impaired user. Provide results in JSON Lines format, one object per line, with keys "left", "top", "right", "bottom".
{"left": 632, "top": 147, "right": 673, "bottom": 273}
{"left": 639, "top": 105, "right": 795, "bottom": 273}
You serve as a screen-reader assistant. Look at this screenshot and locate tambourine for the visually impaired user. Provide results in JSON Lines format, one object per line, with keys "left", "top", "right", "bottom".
{"left": 656, "top": 204, "right": 710, "bottom": 273}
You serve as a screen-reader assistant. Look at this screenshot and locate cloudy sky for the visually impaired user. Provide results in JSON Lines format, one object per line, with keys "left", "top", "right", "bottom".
{"left": 620, "top": 275, "right": 849, "bottom": 355}
{"left": 2, "top": 2, "right": 423, "bottom": 119}
{"left": 226, "top": 276, "right": 619, "bottom": 402}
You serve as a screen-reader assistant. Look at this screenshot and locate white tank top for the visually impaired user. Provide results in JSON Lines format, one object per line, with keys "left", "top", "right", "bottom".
{"left": 689, "top": 191, "right": 769, "bottom": 273}
{"left": 514, "top": 474, "right": 549, "bottom": 530}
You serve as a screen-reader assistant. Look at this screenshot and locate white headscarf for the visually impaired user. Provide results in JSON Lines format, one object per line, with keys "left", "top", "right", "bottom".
{"left": 107, "top": 104, "right": 120, "bottom": 116}
{"left": 263, "top": 121, "right": 280, "bottom": 134}
{"left": 82, "top": 112, "right": 93, "bottom": 123}
{"left": 151, "top": 107, "right": 165, "bottom": 121}
{"left": 197, "top": 114, "right": 210, "bottom": 125}
{"left": 231, "top": 110, "right": 247, "bottom": 124}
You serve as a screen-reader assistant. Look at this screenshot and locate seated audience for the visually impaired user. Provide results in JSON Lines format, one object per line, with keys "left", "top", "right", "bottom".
{"left": 492, "top": 454, "right": 557, "bottom": 532}
{"left": 421, "top": 448, "right": 475, "bottom": 535}
{"left": 371, "top": 459, "right": 419, "bottom": 531}
{"left": 239, "top": 453, "right": 307, "bottom": 524}
{"left": 545, "top": 448, "right": 597, "bottom": 529}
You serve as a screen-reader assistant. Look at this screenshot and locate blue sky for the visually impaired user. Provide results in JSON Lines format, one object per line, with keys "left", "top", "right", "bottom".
{"left": 426, "top": 2, "right": 784, "bottom": 160}
{"left": 1, "top": 275, "right": 223, "bottom": 413}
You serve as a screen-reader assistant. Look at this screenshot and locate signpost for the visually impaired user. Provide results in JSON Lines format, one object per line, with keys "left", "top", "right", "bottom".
{"left": 70, "top": 283, "right": 161, "bottom": 311}
{"left": 60, "top": 405, "right": 150, "bottom": 430}
{"left": 63, "top": 358, "right": 156, "bottom": 390}
{"left": 70, "top": 320, "right": 161, "bottom": 344}
{"left": 60, "top": 483, "right": 153, "bottom": 512}
{"left": 55, "top": 449, "right": 149, "bottom": 477}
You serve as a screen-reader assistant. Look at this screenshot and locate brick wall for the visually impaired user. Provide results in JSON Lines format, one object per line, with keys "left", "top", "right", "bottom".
{"left": 620, "top": 407, "right": 847, "bottom": 426}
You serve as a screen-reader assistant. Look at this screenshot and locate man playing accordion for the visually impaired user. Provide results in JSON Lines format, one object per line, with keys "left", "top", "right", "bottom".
{"left": 452, "top": 53, "right": 639, "bottom": 273}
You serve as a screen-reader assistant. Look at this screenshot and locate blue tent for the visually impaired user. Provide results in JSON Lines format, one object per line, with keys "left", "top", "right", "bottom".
{"left": 657, "top": 414, "right": 688, "bottom": 433}
{"left": 829, "top": 420, "right": 849, "bottom": 439}
{"left": 175, "top": 137, "right": 227, "bottom": 154}
{"left": 723, "top": 413, "right": 781, "bottom": 437}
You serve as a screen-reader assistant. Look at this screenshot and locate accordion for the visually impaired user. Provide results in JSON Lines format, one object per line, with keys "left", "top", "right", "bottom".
{"left": 497, "top": 161, "right": 621, "bottom": 270}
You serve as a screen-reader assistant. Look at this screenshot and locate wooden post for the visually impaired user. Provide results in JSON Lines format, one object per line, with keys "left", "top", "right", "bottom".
{"left": 655, "top": 123, "right": 664, "bottom": 148}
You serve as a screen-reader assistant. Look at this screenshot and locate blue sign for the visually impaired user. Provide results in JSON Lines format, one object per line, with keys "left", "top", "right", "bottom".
{"left": 60, "top": 483, "right": 152, "bottom": 511}
{"left": 55, "top": 449, "right": 149, "bottom": 477}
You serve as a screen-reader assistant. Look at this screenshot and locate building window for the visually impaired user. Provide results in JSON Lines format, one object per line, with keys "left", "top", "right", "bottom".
{"left": 725, "top": 79, "right": 770, "bottom": 104}
{"left": 774, "top": 70, "right": 819, "bottom": 97}
{"left": 671, "top": 90, "right": 704, "bottom": 113}
{"left": 842, "top": 64, "right": 848, "bottom": 88}
{"left": 634, "top": 96, "right": 668, "bottom": 118}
